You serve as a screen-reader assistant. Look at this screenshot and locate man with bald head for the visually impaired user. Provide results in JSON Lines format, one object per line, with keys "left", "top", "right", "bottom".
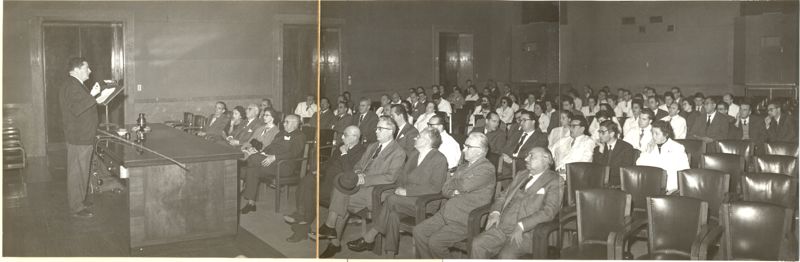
{"left": 240, "top": 114, "right": 307, "bottom": 214}
{"left": 413, "top": 132, "right": 496, "bottom": 258}
{"left": 471, "top": 147, "right": 564, "bottom": 258}
{"left": 284, "top": 125, "right": 366, "bottom": 242}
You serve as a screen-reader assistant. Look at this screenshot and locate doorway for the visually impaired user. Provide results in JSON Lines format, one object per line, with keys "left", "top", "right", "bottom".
{"left": 43, "top": 21, "right": 125, "bottom": 171}
{"left": 437, "top": 32, "right": 474, "bottom": 88}
{"left": 320, "top": 27, "right": 342, "bottom": 104}
{"left": 282, "top": 24, "right": 317, "bottom": 115}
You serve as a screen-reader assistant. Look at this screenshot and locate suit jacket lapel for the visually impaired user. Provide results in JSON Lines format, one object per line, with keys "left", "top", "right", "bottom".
{"left": 502, "top": 171, "right": 555, "bottom": 211}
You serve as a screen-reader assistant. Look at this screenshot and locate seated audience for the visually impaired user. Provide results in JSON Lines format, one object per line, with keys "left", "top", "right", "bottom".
{"left": 346, "top": 128, "right": 448, "bottom": 254}
{"left": 356, "top": 98, "right": 379, "bottom": 143}
{"left": 471, "top": 147, "right": 564, "bottom": 259}
{"left": 532, "top": 103, "right": 550, "bottom": 134}
{"left": 688, "top": 97, "right": 731, "bottom": 143}
{"left": 722, "top": 93, "right": 739, "bottom": 118}
{"left": 636, "top": 120, "right": 690, "bottom": 192}
{"left": 432, "top": 93, "right": 453, "bottom": 116}
{"left": 197, "top": 101, "right": 231, "bottom": 140}
{"left": 623, "top": 108, "right": 655, "bottom": 151}
{"left": 240, "top": 114, "right": 306, "bottom": 214}
{"left": 581, "top": 96, "right": 600, "bottom": 117}
{"left": 428, "top": 115, "right": 462, "bottom": 170}
{"left": 496, "top": 97, "right": 515, "bottom": 125}
{"left": 729, "top": 101, "right": 766, "bottom": 144}
{"left": 547, "top": 110, "right": 572, "bottom": 145}
{"left": 260, "top": 98, "right": 273, "bottom": 117}
{"left": 375, "top": 94, "right": 392, "bottom": 116}
{"left": 333, "top": 101, "right": 354, "bottom": 140}
{"left": 414, "top": 101, "right": 437, "bottom": 132}
{"left": 589, "top": 110, "right": 619, "bottom": 141}
{"left": 465, "top": 86, "right": 480, "bottom": 102}
{"left": 471, "top": 112, "right": 507, "bottom": 155}
{"left": 648, "top": 95, "right": 669, "bottom": 120}
{"left": 622, "top": 99, "right": 644, "bottom": 136}
{"left": 470, "top": 96, "right": 493, "bottom": 129}
{"left": 224, "top": 106, "right": 247, "bottom": 144}
{"left": 295, "top": 95, "right": 318, "bottom": 120}
{"left": 413, "top": 132, "right": 496, "bottom": 259}
{"left": 319, "top": 117, "right": 406, "bottom": 258}
{"left": 614, "top": 89, "right": 632, "bottom": 117}
{"left": 550, "top": 116, "right": 594, "bottom": 174}
{"left": 501, "top": 111, "right": 548, "bottom": 176}
{"left": 241, "top": 108, "right": 280, "bottom": 160}
{"left": 318, "top": 97, "right": 335, "bottom": 129}
{"left": 227, "top": 104, "right": 263, "bottom": 146}
{"left": 390, "top": 104, "right": 419, "bottom": 153}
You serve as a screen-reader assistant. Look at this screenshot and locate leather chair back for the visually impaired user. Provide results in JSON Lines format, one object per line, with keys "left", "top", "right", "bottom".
{"left": 619, "top": 166, "right": 667, "bottom": 215}
{"left": 761, "top": 141, "right": 799, "bottom": 157}
{"left": 701, "top": 153, "right": 745, "bottom": 192}
{"left": 647, "top": 196, "right": 708, "bottom": 258}
{"left": 754, "top": 155, "right": 798, "bottom": 177}
{"left": 183, "top": 112, "right": 195, "bottom": 125}
{"left": 677, "top": 169, "right": 729, "bottom": 222}
{"left": 741, "top": 172, "right": 797, "bottom": 209}
{"left": 674, "top": 139, "right": 706, "bottom": 168}
{"left": 576, "top": 189, "right": 631, "bottom": 244}
{"left": 720, "top": 202, "right": 792, "bottom": 260}
{"left": 193, "top": 115, "right": 207, "bottom": 127}
{"left": 714, "top": 140, "right": 754, "bottom": 158}
{"left": 566, "top": 162, "right": 610, "bottom": 206}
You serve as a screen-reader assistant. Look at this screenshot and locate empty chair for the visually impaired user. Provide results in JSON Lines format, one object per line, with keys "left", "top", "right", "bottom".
{"left": 674, "top": 139, "right": 705, "bottom": 168}
{"left": 741, "top": 172, "right": 797, "bottom": 209}
{"left": 698, "top": 202, "right": 793, "bottom": 260}
{"left": 761, "top": 141, "right": 799, "bottom": 157}
{"left": 701, "top": 153, "right": 745, "bottom": 193}
{"left": 627, "top": 196, "right": 710, "bottom": 260}
{"left": 618, "top": 165, "right": 668, "bottom": 255}
{"left": 560, "top": 189, "right": 631, "bottom": 260}
{"left": 713, "top": 140, "right": 754, "bottom": 157}
{"left": 677, "top": 169, "right": 730, "bottom": 223}
{"left": 754, "top": 155, "right": 798, "bottom": 177}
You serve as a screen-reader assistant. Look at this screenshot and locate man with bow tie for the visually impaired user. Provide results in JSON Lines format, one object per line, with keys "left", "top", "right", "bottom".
{"left": 471, "top": 147, "right": 564, "bottom": 259}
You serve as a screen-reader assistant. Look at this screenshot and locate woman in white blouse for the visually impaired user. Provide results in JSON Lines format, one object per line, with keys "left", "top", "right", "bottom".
{"left": 414, "top": 101, "right": 438, "bottom": 132}
{"left": 508, "top": 93, "right": 521, "bottom": 113}
{"left": 660, "top": 102, "right": 687, "bottom": 139}
{"left": 581, "top": 97, "right": 600, "bottom": 117}
{"left": 548, "top": 110, "right": 573, "bottom": 145}
{"left": 496, "top": 97, "right": 515, "bottom": 125}
{"left": 532, "top": 103, "right": 549, "bottom": 133}
{"left": 464, "top": 86, "right": 480, "bottom": 102}
{"left": 635, "top": 120, "right": 690, "bottom": 192}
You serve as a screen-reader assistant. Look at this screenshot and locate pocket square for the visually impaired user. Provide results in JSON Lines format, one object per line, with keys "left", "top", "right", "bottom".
{"left": 536, "top": 188, "right": 546, "bottom": 194}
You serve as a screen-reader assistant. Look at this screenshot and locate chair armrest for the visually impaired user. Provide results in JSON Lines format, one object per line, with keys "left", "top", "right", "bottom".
{"left": 274, "top": 157, "right": 307, "bottom": 184}
{"left": 612, "top": 217, "right": 648, "bottom": 259}
{"left": 414, "top": 193, "right": 447, "bottom": 224}
{"left": 690, "top": 224, "right": 714, "bottom": 260}
{"left": 372, "top": 183, "right": 400, "bottom": 212}
{"left": 693, "top": 224, "right": 722, "bottom": 260}
{"left": 608, "top": 231, "right": 620, "bottom": 260}
{"left": 559, "top": 207, "right": 578, "bottom": 225}
{"left": 467, "top": 203, "right": 493, "bottom": 237}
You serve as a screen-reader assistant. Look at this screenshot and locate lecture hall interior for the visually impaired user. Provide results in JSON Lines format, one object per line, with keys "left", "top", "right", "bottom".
{"left": 3, "top": 0, "right": 799, "bottom": 260}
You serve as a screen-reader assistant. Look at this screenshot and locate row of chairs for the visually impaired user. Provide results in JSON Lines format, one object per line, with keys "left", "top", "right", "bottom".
{"left": 3, "top": 125, "right": 26, "bottom": 170}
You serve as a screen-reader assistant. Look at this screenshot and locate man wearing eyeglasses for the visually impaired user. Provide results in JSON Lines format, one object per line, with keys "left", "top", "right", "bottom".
{"left": 550, "top": 116, "right": 595, "bottom": 175}
{"left": 319, "top": 116, "right": 406, "bottom": 258}
{"left": 427, "top": 115, "right": 462, "bottom": 171}
{"left": 593, "top": 120, "right": 636, "bottom": 188}
{"left": 471, "top": 147, "right": 563, "bottom": 259}
{"left": 240, "top": 114, "right": 306, "bottom": 214}
{"left": 471, "top": 112, "right": 507, "bottom": 155}
{"left": 413, "top": 132, "right": 496, "bottom": 259}
{"left": 765, "top": 101, "right": 797, "bottom": 142}
{"left": 500, "top": 111, "right": 548, "bottom": 177}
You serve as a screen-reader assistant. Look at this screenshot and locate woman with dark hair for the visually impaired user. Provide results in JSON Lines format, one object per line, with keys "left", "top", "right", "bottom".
{"left": 635, "top": 120, "right": 690, "bottom": 192}
{"left": 224, "top": 106, "right": 247, "bottom": 145}
{"left": 508, "top": 93, "right": 520, "bottom": 112}
{"left": 532, "top": 103, "right": 549, "bottom": 133}
{"left": 496, "top": 97, "right": 514, "bottom": 125}
{"left": 241, "top": 108, "right": 280, "bottom": 160}
{"left": 449, "top": 87, "right": 465, "bottom": 110}
{"left": 401, "top": 100, "right": 415, "bottom": 124}
{"left": 465, "top": 85, "right": 480, "bottom": 102}
{"left": 414, "top": 101, "right": 438, "bottom": 132}
{"left": 548, "top": 110, "right": 574, "bottom": 145}
{"left": 469, "top": 95, "right": 493, "bottom": 130}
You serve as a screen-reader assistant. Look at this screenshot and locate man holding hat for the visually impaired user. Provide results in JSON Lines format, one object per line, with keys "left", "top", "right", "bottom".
{"left": 319, "top": 116, "right": 407, "bottom": 258}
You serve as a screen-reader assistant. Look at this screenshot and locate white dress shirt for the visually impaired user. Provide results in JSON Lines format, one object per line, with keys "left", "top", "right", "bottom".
{"left": 294, "top": 101, "right": 318, "bottom": 118}
{"left": 439, "top": 131, "right": 462, "bottom": 169}
{"left": 636, "top": 138, "right": 690, "bottom": 191}
{"left": 615, "top": 100, "right": 632, "bottom": 117}
{"left": 551, "top": 135, "right": 595, "bottom": 170}
{"left": 623, "top": 125, "right": 653, "bottom": 151}
{"left": 661, "top": 115, "right": 687, "bottom": 139}
{"left": 537, "top": 113, "right": 550, "bottom": 134}
{"left": 622, "top": 115, "right": 639, "bottom": 137}
{"left": 548, "top": 126, "right": 570, "bottom": 146}
{"left": 438, "top": 99, "right": 453, "bottom": 115}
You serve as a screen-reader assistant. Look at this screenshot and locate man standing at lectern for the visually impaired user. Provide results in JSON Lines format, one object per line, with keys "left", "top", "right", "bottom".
{"left": 60, "top": 57, "right": 114, "bottom": 218}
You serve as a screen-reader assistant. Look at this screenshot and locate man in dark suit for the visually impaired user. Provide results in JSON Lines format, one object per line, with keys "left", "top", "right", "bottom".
{"left": 240, "top": 114, "right": 307, "bottom": 214}
{"left": 227, "top": 104, "right": 264, "bottom": 146}
{"left": 333, "top": 101, "right": 354, "bottom": 142}
{"left": 390, "top": 104, "right": 419, "bottom": 153}
{"left": 765, "top": 101, "right": 797, "bottom": 142}
{"left": 728, "top": 102, "right": 767, "bottom": 144}
{"left": 471, "top": 147, "right": 564, "bottom": 259}
{"left": 413, "top": 132, "right": 496, "bottom": 258}
{"left": 647, "top": 96, "right": 669, "bottom": 120}
{"left": 355, "top": 98, "right": 379, "bottom": 143}
{"left": 60, "top": 57, "right": 115, "bottom": 218}
{"left": 319, "top": 117, "right": 407, "bottom": 258}
{"left": 688, "top": 97, "right": 730, "bottom": 143}
{"left": 318, "top": 97, "right": 336, "bottom": 130}
{"left": 197, "top": 101, "right": 232, "bottom": 141}
{"left": 346, "top": 128, "right": 448, "bottom": 254}
{"left": 501, "top": 111, "right": 548, "bottom": 177}
{"left": 412, "top": 92, "right": 427, "bottom": 120}
{"left": 593, "top": 120, "right": 637, "bottom": 188}
{"left": 472, "top": 112, "right": 507, "bottom": 155}
{"left": 284, "top": 125, "right": 365, "bottom": 242}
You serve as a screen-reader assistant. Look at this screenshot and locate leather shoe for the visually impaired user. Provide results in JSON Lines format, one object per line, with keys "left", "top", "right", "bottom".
{"left": 72, "top": 208, "right": 94, "bottom": 218}
{"left": 317, "top": 224, "right": 337, "bottom": 240}
{"left": 240, "top": 203, "right": 257, "bottom": 214}
{"left": 319, "top": 243, "right": 341, "bottom": 258}
{"left": 283, "top": 213, "right": 301, "bottom": 224}
{"left": 346, "top": 237, "right": 374, "bottom": 252}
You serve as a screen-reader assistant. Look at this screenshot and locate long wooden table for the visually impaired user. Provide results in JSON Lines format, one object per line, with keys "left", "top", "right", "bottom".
{"left": 96, "top": 123, "right": 242, "bottom": 249}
